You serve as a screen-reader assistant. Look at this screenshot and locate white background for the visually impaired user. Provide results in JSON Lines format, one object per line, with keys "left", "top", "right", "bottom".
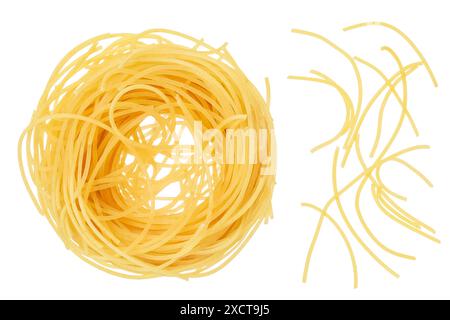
{"left": 1, "top": 0, "right": 449, "bottom": 300}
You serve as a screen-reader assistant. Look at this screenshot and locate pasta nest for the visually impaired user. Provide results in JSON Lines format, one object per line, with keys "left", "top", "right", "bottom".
{"left": 19, "top": 29, "right": 275, "bottom": 278}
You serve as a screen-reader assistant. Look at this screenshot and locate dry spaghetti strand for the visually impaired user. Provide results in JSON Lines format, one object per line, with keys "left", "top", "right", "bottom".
{"left": 291, "top": 23, "right": 438, "bottom": 287}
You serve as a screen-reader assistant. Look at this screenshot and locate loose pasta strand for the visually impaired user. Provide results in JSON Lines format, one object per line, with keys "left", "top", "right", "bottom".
{"left": 344, "top": 21, "right": 438, "bottom": 87}
{"left": 293, "top": 24, "right": 438, "bottom": 287}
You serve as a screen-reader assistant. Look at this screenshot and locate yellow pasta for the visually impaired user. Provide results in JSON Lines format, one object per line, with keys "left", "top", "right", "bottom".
{"left": 290, "top": 22, "right": 438, "bottom": 288}
{"left": 18, "top": 29, "right": 275, "bottom": 279}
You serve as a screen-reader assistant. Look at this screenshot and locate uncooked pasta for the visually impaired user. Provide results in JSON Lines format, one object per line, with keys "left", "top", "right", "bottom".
{"left": 290, "top": 22, "right": 438, "bottom": 288}
{"left": 18, "top": 29, "right": 275, "bottom": 279}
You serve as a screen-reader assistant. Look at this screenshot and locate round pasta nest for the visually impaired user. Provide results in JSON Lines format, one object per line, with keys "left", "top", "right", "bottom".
{"left": 19, "top": 29, "right": 275, "bottom": 279}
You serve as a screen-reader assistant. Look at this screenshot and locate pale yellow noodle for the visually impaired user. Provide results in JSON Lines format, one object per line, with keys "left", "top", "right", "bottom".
{"left": 295, "top": 24, "right": 438, "bottom": 287}
{"left": 344, "top": 22, "right": 438, "bottom": 87}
